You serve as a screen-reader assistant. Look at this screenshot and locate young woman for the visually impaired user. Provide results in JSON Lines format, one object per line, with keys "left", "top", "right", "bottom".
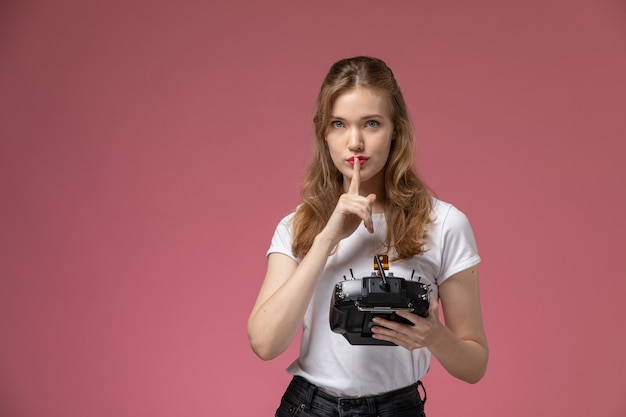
{"left": 248, "top": 56, "right": 488, "bottom": 417}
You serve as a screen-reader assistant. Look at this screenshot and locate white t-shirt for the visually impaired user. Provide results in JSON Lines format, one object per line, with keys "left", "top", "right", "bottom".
{"left": 267, "top": 198, "right": 480, "bottom": 397}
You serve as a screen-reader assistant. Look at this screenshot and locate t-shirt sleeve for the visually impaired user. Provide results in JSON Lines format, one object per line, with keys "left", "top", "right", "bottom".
{"left": 266, "top": 213, "right": 300, "bottom": 263}
{"left": 437, "top": 205, "right": 481, "bottom": 284}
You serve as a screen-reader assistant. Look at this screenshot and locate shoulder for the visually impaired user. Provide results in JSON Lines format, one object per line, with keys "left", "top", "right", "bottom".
{"left": 267, "top": 210, "right": 299, "bottom": 261}
{"left": 425, "top": 198, "right": 480, "bottom": 282}
{"left": 271, "top": 210, "right": 296, "bottom": 238}
{"left": 277, "top": 211, "right": 296, "bottom": 226}
{"left": 430, "top": 198, "right": 471, "bottom": 229}
{"left": 428, "top": 198, "right": 479, "bottom": 257}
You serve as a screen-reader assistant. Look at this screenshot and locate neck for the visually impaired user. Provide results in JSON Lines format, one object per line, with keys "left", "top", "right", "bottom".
{"left": 372, "top": 199, "right": 386, "bottom": 214}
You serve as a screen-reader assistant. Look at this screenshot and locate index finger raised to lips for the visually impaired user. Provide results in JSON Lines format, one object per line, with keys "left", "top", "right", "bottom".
{"left": 348, "top": 157, "right": 360, "bottom": 195}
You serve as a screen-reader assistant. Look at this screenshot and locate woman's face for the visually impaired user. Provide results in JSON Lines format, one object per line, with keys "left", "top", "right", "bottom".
{"left": 325, "top": 88, "right": 394, "bottom": 195}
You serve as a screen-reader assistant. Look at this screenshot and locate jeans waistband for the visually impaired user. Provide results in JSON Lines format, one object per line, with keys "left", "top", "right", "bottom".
{"left": 287, "top": 376, "right": 426, "bottom": 415}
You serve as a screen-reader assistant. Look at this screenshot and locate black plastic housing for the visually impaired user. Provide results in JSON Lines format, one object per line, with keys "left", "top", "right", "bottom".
{"left": 330, "top": 275, "right": 430, "bottom": 346}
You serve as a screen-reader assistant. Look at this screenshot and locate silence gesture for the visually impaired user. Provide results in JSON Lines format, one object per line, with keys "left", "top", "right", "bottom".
{"left": 319, "top": 158, "right": 377, "bottom": 246}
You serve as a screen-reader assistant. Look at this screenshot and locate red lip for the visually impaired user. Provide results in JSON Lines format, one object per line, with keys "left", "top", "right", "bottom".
{"left": 347, "top": 156, "right": 368, "bottom": 166}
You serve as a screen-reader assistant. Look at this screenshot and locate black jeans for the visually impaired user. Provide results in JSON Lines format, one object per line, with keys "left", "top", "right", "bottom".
{"left": 275, "top": 376, "right": 427, "bottom": 417}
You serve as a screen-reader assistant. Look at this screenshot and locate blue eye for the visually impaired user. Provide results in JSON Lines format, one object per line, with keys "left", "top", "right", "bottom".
{"left": 366, "top": 120, "right": 379, "bottom": 128}
{"left": 331, "top": 121, "right": 344, "bottom": 128}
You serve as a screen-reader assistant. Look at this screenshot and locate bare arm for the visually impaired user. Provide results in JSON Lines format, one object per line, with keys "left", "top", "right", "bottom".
{"left": 247, "top": 236, "right": 335, "bottom": 360}
{"left": 371, "top": 265, "right": 488, "bottom": 383}
{"left": 248, "top": 159, "right": 376, "bottom": 360}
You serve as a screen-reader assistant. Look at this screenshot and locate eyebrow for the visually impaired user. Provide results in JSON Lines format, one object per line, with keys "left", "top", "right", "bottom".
{"left": 330, "top": 114, "right": 385, "bottom": 120}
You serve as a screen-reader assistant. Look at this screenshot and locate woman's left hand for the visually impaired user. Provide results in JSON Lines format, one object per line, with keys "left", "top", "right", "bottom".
{"left": 370, "top": 266, "right": 489, "bottom": 383}
{"left": 370, "top": 298, "right": 443, "bottom": 350}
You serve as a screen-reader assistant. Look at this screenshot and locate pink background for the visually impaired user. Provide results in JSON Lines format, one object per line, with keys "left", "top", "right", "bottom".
{"left": 1, "top": 1, "right": 625, "bottom": 416}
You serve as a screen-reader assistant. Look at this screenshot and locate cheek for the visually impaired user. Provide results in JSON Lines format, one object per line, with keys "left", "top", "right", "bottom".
{"left": 324, "top": 144, "right": 343, "bottom": 168}
{"left": 376, "top": 139, "right": 393, "bottom": 158}
{"left": 325, "top": 138, "right": 342, "bottom": 157}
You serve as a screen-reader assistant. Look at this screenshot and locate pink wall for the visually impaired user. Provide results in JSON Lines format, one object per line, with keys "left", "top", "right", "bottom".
{"left": 1, "top": 1, "right": 625, "bottom": 416}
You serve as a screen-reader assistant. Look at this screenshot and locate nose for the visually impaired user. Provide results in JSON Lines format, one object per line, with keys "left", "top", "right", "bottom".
{"left": 347, "top": 127, "right": 364, "bottom": 151}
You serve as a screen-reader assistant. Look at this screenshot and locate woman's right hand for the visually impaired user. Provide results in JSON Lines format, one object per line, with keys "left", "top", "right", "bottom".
{"left": 248, "top": 159, "right": 377, "bottom": 360}
{"left": 319, "top": 159, "right": 377, "bottom": 245}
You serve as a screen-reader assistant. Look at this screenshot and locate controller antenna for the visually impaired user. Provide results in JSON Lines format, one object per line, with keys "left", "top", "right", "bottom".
{"left": 375, "top": 255, "right": 390, "bottom": 291}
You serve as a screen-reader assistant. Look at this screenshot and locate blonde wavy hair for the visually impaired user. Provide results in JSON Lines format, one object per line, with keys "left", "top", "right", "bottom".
{"left": 292, "top": 56, "right": 432, "bottom": 261}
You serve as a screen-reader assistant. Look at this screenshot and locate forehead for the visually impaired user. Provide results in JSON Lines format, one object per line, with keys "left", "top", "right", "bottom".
{"left": 331, "top": 88, "right": 390, "bottom": 117}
